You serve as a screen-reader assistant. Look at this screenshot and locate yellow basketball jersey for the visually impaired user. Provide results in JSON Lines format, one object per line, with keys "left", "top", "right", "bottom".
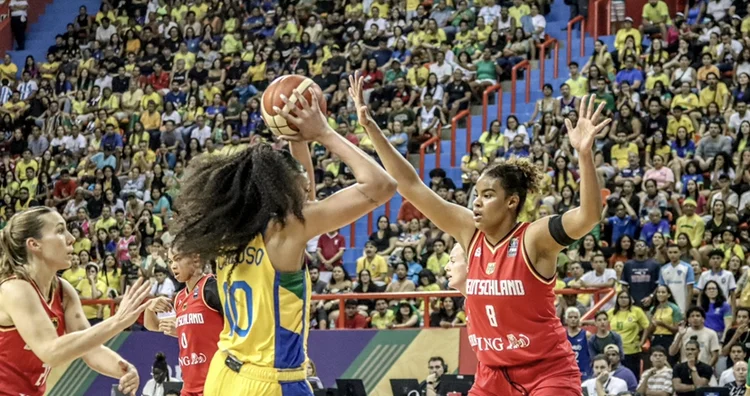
{"left": 215, "top": 234, "right": 311, "bottom": 369}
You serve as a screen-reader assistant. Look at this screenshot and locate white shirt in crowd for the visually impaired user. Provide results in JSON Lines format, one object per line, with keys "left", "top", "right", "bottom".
{"left": 9, "top": 0, "right": 28, "bottom": 18}
{"left": 582, "top": 375, "right": 628, "bottom": 396}
{"left": 581, "top": 268, "right": 618, "bottom": 310}
{"left": 150, "top": 277, "right": 176, "bottom": 299}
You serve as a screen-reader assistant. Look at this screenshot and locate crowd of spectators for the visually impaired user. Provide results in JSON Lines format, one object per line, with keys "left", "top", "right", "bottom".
{"left": 7, "top": 0, "right": 750, "bottom": 391}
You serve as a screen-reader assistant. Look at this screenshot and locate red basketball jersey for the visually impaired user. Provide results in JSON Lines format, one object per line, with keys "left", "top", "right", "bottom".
{"left": 0, "top": 277, "right": 65, "bottom": 396}
{"left": 174, "top": 275, "right": 222, "bottom": 393}
{"left": 465, "top": 223, "right": 572, "bottom": 367}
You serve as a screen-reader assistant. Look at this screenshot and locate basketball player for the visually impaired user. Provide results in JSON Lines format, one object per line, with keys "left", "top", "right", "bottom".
{"left": 0, "top": 207, "right": 154, "bottom": 396}
{"left": 171, "top": 88, "right": 397, "bottom": 396}
{"left": 144, "top": 248, "right": 223, "bottom": 396}
{"left": 353, "top": 68, "right": 610, "bottom": 395}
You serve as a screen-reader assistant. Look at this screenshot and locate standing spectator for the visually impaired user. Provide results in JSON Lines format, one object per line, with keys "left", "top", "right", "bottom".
{"left": 608, "top": 290, "right": 650, "bottom": 380}
{"left": 566, "top": 307, "right": 592, "bottom": 380}
{"left": 696, "top": 249, "right": 736, "bottom": 301}
{"left": 356, "top": 241, "right": 388, "bottom": 282}
{"left": 622, "top": 240, "right": 660, "bottom": 308}
{"left": 644, "top": 284, "right": 683, "bottom": 367}
{"left": 589, "top": 311, "right": 625, "bottom": 360}
{"left": 698, "top": 280, "right": 732, "bottom": 336}
{"left": 722, "top": 307, "right": 750, "bottom": 359}
{"left": 636, "top": 346, "right": 673, "bottom": 395}
{"left": 317, "top": 229, "right": 346, "bottom": 272}
{"left": 659, "top": 244, "right": 695, "bottom": 315}
{"left": 669, "top": 307, "right": 720, "bottom": 367}
{"left": 9, "top": 0, "right": 28, "bottom": 50}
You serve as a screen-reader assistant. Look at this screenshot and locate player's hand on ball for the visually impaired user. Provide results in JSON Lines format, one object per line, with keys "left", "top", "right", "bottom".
{"left": 159, "top": 318, "right": 177, "bottom": 337}
{"left": 348, "top": 71, "right": 374, "bottom": 128}
{"left": 117, "top": 360, "right": 139, "bottom": 396}
{"left": 274, "top": 89, "right": 329, "bottom": 142}
{"left": 147, "top": 296, "right": 173, "bottom": 313}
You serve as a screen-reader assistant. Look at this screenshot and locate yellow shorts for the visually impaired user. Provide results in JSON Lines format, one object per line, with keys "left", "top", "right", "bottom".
{"left": 203, "top": 351, "right": 314, "bottom": 396}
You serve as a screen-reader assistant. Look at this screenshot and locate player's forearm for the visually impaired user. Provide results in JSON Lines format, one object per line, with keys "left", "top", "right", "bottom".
{"left": 364, "top": 123, "right": 422, "bottom": 192}
{"left": 143, "top": 309, "right": 160, "bottom": 332}
{"left": 82, "top": 346, "right": 133, "bottom": 379}
{"left": 289, "top": 141, "right": 315, "bottom": 201}
{"left": 564, "top": 150, "right": 600, "bottom": 240}
{"left": 318, "top": 130, "right": 396, "bottom": 204}
{"left": 37, "top": 317, "right": 130, "bottom": 367}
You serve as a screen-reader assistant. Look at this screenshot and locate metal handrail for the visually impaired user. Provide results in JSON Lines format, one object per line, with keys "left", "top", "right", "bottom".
{"left": 593, "top": 0, "right": 612, "bottom": 40}
{"left": 510, "top": 60, "right": 531, "bottom": 114}
{"left": 481, "top": 84, "right": 503, "bottom": 135}
{"left": 537, "top": 38, "right": 560, "bottom": 89}
{"left": 419, "top": 134, "right": 442, "bottom": 180}
{"left": 81, "top": 288, "right": 615, "bottom": 330}
{"left": 566, "top": 15, "right": 586, "bottom": 65}
{"left": 450, "top": 110, "right": 471, "bottom": 167}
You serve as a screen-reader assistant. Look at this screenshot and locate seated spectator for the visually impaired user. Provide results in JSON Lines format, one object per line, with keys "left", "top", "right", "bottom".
{"left": 724, "top": 361, "right": 748, "bottom": 395}
{"left": 150, "top": 266, "right": 176, "bottom": 299}
{"left": 356, "top": 241, "right": 389, "bottom": 282}
{"left": 605, "top": 344, "right": 638, "bottom": 391}
{"left": 390, "top": 300, "right": 419, "bottom": 329}
{"left": 671, "top": 336, "right": 713, "bottom": 392}
{"left": 370, "top": 298, "right": 396, "bottom": 329}
{"left": 386, "top": 262, "right": 416, "bottom": 293}
{"left": 341, "top": 299, "right": 368, "bottom": 329}
{"left": 719, "top": 344, "right": 748, "bottom": 385}
{"left": 581, "top": 354, "right": 628, "bottom": 395}
{"left": 636, "top": 346, "right": 673, "bottom": 395}
{"left": 430, "top": 297, "right": 466, "bottom": 328}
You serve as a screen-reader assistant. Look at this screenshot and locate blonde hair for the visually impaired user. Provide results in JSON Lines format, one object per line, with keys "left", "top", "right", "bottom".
{"left": 0, "top": 206, "right": 56, "bottom": 283}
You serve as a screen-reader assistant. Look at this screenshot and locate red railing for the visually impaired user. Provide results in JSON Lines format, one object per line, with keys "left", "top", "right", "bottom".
{"left": 481, "top": 84, "right": 503, "bottom": 135}
{"left": 349, "top": 218, "right": 356, "bottom": 247}
{"left": 81, "top": 288, "right": 616, "bottom": 330}
{"left": 592, "top": 0, "right": 612, "bottom": 40}
{"left": 510, "top": 60, "right": 531, "bottom": 114}
{"left": 566, "top": 16, "right": 586, "bottom": 66}
{"left": 450, "top": 110, "right": 471, "bottom": 167}
{"left": 537, "top": 38, "right": 560, "bottom": 90}
{"left": 419, "top": 135, "right": 442, "bottom": 179}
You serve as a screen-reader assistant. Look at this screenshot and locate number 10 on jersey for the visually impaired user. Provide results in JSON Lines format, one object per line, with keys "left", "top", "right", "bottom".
{"left": 223, "top": 281, "right": 254, "bottom": 337}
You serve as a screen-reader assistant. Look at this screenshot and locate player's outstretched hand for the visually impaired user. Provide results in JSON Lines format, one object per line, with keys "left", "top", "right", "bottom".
{"left": 348, "top": 71, "right": 375, "bottom": 128}
{"left": 117, "top": 360, "right": 140, "bottom": 396}
{"left": 147, "top": 296, "right": 173, "bottom": 313}
{"left": 274, "top": 89, "right": 330, "bottom": 142}
{"left": 114, "top": 278, "right": 152, "bottom": 327}
{"left": 158, "top": 318, "right": 177, "bottom": 337}
{"left": 565, "top": 94, "right": 611, "bottom": 152}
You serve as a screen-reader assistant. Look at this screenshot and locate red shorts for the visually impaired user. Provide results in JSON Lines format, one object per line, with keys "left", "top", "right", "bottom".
{"left": 469, "top": 353, "right": 581, "bottom": 396}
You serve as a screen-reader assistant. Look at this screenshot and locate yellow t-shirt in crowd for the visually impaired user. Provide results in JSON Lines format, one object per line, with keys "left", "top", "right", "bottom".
{"left": 356, "top": 255, "right": 389, "bottom": 280}
{"left": 611, "top": 143, "right": 638, "bottom": 169}
{"left": 608, "top": 306, "right": 650, "bottom": 354}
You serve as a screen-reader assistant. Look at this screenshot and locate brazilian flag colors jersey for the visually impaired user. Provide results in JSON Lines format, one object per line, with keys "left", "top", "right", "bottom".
{"left": 215, "top": 233, "right": 311, "bottom": 370}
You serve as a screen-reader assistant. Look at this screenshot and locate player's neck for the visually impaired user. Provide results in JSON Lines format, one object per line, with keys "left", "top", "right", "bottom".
{"left": 27, "top": 259, "right": 56, "bottom": 300}
{"left": 482, "top": 217, "right": 518, "bottom": 245}
{"left": 185, "top": 272, "right": 204, "bottom": 291}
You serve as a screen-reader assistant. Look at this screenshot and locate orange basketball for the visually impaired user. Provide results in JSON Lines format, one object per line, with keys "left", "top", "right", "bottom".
{"left": 261, "top": 75, "right": 327, "bottom": 136}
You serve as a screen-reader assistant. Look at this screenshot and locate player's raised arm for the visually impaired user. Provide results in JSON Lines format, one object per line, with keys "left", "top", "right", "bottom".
{"left": 275, "top": 89, "right": 397, "bottom": 239}
{"left": 289, "top": 141, "right": 316, "bottom": 201}
{"left": 525, "top": 95, "right": 611, "bottom": 273}
{"left": 348, "top": 72, "right": 476, "bottom": 249}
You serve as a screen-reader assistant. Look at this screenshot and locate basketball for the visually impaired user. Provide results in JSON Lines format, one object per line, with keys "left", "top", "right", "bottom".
{"left": 261, "top": 75, "right": 327, "bottom": 136}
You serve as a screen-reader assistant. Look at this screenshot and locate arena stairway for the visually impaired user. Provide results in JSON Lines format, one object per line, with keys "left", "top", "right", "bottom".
{"left": 340, "top": 3, "right": 617, "bottom": 273}
{"left": 7, "top": 0, "right": 102, "bottom": 75}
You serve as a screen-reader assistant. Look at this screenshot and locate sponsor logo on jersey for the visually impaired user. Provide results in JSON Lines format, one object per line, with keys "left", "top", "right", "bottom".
{"left": 182, "top": 302, "right": 188, "bottom": 311}
{"left": 179, "top": 352, "right": 208, "bottom": 367}
{"left": 51, "top": 317, "right": 58, "bottom": 329}
{"left": 486, "top": 262, "right": 496, "bottom": 275}
{"left": 508, "top": 238, "right": 518, "bottom": 258}
{"left": 466, "top": 279, "right": 526, "bottom": 296}
{"left": 193, "top": 287, "right": 199, "bottom": 299}
{"left": 475, "top": 247, "right": 481, "bottom": 257}
{"left": 468, "top": 333, "right": 530, "bottom": 352}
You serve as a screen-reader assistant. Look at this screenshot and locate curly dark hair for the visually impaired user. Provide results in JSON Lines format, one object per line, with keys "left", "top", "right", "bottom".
{"left": 481, "top": 158, "right": 542, "bottom": 214}
{"left": 171, "top": 144, "right": 307, "bottom": 262}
